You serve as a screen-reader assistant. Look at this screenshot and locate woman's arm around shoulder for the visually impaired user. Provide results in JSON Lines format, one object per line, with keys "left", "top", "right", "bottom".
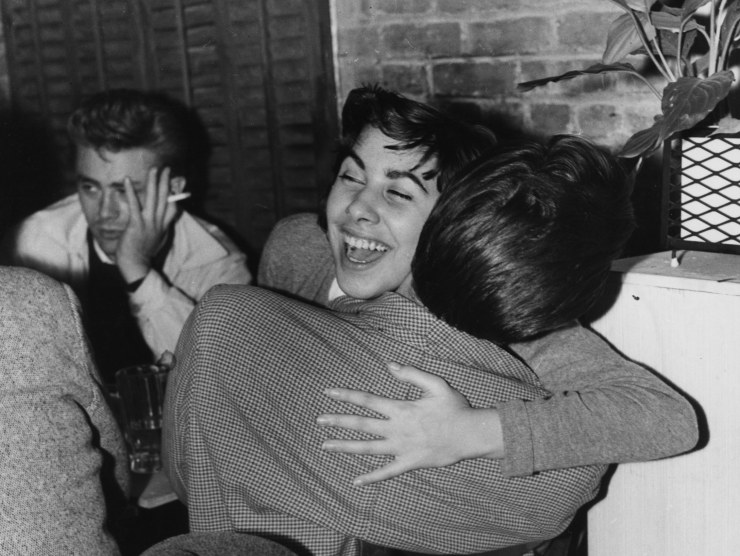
{"left": 501, "top": 321, "right": 699, "bottom": 476}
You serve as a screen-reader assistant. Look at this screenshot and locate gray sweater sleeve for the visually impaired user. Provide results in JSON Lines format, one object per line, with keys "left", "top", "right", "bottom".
{"left": 258, "top": 213, "right": 335, "bottom": 305}
{"left": 497, "top": 322, "right": 699, "bottom": 477}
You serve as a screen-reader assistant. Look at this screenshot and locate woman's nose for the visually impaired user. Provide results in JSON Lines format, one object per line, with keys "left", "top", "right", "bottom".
{"left": 346, "top": 186, "right": 380, "bottom": 223}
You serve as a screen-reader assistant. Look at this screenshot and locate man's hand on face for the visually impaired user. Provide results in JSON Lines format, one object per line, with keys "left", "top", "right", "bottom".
{"left": 115, "top": 166, "right": 181, "bottom": 284}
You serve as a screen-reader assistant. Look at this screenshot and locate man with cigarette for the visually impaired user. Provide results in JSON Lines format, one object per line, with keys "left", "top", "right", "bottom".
{"left": 9, "top": 89, "right": 251, "bottom": 388}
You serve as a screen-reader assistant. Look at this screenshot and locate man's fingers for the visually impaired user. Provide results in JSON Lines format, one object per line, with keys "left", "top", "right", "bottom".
{"left": 317, "top": 413, "right": 387, "bottom": 436}
{"left": 153, "top": 166, "right": 170, "bottom": 222}
{"left": 123, "top": 177, "right": 142, "bottom": 224}
{"left": 143, "top": 166, "right": 159, "bottom": 220}
{"left": 387, "top": 362, "right": 451, "bottom": 396}
{"left": 352, "top": 460, "right": 412, "bottom": 487}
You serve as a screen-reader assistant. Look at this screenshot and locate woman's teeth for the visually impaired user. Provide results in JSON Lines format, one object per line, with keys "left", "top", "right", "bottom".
{"left": 343, "top": 234, "right": 389, "bottom": 264}
{"left": 344, "top": 234, "right": 388, "bottom": 252}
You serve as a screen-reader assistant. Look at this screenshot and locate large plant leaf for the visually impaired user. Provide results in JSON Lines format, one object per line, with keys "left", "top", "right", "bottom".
{"left": 619, "top": 71, "right": 735, "bottom": 157}
{"left": 658, "top": 28, "right": 698, "bottom": 56}
{"left": 680, "top": 0, "right": 711, "bottom": 20}
{"left": 603, "top": 14, "right": 647, "bottom": 63}
{"left": 650, "top": 10, "right": 683, "bottom": 31}
{"left": 604, "top": 8, "right": 699, "bottom": 63}
{"left": 634, "top": 26, "right": 699, "bottom": 55}
{"left": 659, "top": 71, "right": 734, "bottom": 118}
{"left": 619, "top": 122, "right": 666, "bottom": 158}
{"left": 517, "top": 62, "right": 642, "bottom": 92}
{"left": 633, "top": 27, "right": 699, "bottom": 70}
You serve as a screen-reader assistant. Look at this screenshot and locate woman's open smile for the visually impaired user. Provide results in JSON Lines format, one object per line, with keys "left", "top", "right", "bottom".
{"left": 326, "top": 125, "right": 439, "bottom": 300}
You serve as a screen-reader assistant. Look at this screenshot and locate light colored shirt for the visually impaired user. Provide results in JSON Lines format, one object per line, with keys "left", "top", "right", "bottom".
{"left": 11, "top": 193, "right": 252, "bottom": 358}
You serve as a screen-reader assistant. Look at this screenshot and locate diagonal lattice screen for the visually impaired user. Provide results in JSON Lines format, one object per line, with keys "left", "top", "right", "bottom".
{"left": 663, "top": 135, "right": 740, "bottom": 254}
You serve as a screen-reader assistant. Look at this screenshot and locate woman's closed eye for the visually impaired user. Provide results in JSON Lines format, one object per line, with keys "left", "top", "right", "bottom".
{"left": 340, "top": 172, "right": 364, "bottom": 185}
{"left": 388, "top": 188, "right": 413, "bottom": 201}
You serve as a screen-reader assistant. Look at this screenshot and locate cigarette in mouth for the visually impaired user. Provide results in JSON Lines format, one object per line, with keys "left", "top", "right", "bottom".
{"left": 167, "top": 192, "right": 191, "bottom": 203}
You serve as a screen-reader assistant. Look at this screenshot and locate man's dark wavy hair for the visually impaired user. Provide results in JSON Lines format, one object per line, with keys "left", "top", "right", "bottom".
{"left": 67, "top": 88, "right": 190, "bottom": 176}
{"left": 336, "top": 84, "right": 498, "bottom": 193}
{"left": 412, "top": 134, "right": 636, "bottom": 344}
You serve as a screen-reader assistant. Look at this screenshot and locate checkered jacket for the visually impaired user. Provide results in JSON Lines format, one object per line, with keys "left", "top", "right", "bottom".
{"left": 164, "top": 285, "right": 605, "bottom": 556}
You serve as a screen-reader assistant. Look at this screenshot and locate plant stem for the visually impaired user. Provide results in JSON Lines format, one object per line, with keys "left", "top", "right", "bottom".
{"left": 717, "top": 0, "right": 738, "bottom": 70}
{"left": 655, "top": 43, "right": 677, "bottom": 81}
{"left": 677, "top": 22, "right": 685, "bottom": 78}
{"left": 645, "top": 0, "right": 676, "bottom": 80}
{"left": 719, "top": 20, "right": 740, "bottom": 70}
{"left": 709, "top": 0, "right": 723, "bottom": 74}
{"left": 629, "top": 10, "right": 673, "bottom": 82}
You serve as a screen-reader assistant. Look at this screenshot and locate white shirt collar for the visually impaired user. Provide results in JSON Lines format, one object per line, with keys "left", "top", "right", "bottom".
{"left": 92, "top": 239, "right": 115, "bottom": 265}
{"left": 328, "top": 278, "right": 346, "bottom": 301}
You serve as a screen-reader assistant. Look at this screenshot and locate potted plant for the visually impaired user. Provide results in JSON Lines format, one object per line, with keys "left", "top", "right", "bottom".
{"left": 519, "top": 0, "right": 740, "bottom": 254}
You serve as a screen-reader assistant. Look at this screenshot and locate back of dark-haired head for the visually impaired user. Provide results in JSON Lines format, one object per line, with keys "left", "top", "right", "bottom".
{"left": 412, "top": 134, "right": 636, "bottom": 344}
{"left": 67, "top": 89, "right": 191, "bottom": 176}
{"left": 337, "top": 85, "right": 497, "bottom": 192}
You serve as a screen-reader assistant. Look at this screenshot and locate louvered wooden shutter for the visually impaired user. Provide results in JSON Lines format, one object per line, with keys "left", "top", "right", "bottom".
{"left": 0, "top": 0, "right": 337, "bottom": 253}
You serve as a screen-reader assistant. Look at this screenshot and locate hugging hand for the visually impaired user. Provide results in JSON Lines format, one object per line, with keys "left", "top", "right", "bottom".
{"left": 317, "top": 362, "right": 479, "bottom": 486}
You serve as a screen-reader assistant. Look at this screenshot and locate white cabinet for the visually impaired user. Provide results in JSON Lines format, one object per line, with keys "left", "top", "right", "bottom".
{"left": 587, "top": 251, "right": 740, "bottom": 555}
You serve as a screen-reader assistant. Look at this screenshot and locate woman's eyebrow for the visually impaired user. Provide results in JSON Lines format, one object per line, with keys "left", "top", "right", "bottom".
{"left": 346, "top": 150, "right": 365, "bottom": 170}
{"left": 385, "top": 169, "right": 429, "bottom": 194}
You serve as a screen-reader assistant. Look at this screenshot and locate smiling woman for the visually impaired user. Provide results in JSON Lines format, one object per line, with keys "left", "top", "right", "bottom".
{"left": 258, "top": 84, "right": 496, "bottom": 303}
{"left": 326, "top": 127, "right": 440, "bottom": 300}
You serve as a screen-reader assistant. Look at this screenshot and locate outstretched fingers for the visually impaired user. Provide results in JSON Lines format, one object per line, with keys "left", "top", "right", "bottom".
{"left": 321, "top": 437, "right": 387, "bottom": 456}
{"left": 322, "top": 387, "right": 392, "bottom": 415}
{"left": 351, "top": 460, "right": 413, "bottom": 487}
{"left": 386, "top": 361, "right": 452, "bottom": 395}
{"left": 317, "top": 412, "right": 387, "bottom": 436}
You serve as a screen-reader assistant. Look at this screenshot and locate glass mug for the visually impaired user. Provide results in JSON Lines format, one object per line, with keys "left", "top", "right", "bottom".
{"left": 115, "top": 363, "right": 169, "bottom": 474}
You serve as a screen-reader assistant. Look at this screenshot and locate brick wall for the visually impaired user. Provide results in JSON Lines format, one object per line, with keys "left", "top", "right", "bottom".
{"left": 332, "top": 0, "right": 664, "bottom": 252}
{"left": 332, "top": 0, "right": 660, "bottom": 152}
